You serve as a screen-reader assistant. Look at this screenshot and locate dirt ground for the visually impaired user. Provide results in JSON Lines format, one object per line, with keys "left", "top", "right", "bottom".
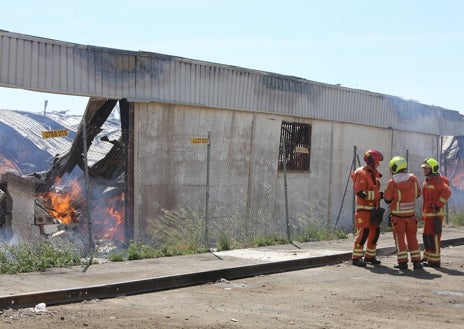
{"left": 1, "top": 245, "right": 464, "bottom": 329}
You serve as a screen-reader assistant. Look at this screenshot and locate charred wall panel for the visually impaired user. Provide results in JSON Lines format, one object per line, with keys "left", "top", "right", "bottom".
{"left": 3, "top": 173, "right": 42, "bottom": 241}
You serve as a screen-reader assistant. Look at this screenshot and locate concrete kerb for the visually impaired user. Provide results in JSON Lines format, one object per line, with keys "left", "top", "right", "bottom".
{"left": 0, "top": 227, "right": 463, "bottom": 310}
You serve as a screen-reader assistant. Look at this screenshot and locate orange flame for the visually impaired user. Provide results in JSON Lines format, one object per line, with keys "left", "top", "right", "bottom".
{"left": 39, "top": 178, "right": 125, "bottom": 241}
{"left": 103, "top": 201, "right": 125, "bottom": 240}
{"left": 39, "top": 178, "right": 82, "bottom": 224}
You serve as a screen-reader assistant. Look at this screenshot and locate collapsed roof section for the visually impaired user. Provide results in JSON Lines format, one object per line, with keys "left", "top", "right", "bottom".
{"left": 32, "top": 97, "right": 123, "bottom": 192}
{"left": 0, "top": 97, "right": 130, "bottom": 242}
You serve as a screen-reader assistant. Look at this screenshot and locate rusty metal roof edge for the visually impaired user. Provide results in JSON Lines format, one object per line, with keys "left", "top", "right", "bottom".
{"left": 0, "top": 29, "right": 439, "bottom": 105}
{"left": 2, "top": 30, "right": 464, "bottom": 136}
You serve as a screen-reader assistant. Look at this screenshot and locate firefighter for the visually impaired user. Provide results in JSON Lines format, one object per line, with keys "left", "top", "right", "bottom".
{"left": 420, "top": 157, "right": 451, "bottom": 268}
{"left": 383, "top": 156, "right": 422, "bottom": 270}
{"left": 351, "top": 149, "right": 384, "bottom": 267}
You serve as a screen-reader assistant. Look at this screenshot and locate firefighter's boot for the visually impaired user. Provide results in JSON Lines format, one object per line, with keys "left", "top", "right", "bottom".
{"left": 352, "top": 259, "right": 366, "bottom": 267}
{"left": 394, "top": 262, "right": 408, "bottom": 270}
{"left": 423, "top": 262, "right": 440, "bottom": 268}
{"left": 364, "top": 257, "right": 381, "bottom": 265}
{"left": 413, "top": 261, "right": 423, "bottom": 270}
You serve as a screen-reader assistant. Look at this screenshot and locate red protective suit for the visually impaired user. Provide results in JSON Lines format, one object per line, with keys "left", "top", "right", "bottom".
{"left": 421, "top": 174, "right": 451, "bottom": 266}
{"left": 384, "top": 173, "right": 421, "bottom": 265}
{"left": 351, "top": 165, "right": 382, "bottom": 262}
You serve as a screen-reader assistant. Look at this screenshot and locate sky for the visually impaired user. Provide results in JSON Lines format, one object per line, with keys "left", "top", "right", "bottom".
{"left": 1, "top": 0, "right": 463, "bottom": 115}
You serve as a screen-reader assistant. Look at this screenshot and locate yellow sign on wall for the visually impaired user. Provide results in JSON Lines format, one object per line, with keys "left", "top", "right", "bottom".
{"left": 190, "top": 137, "right": 209, "bottom": 144}
{"left": 42, "top": 129, "right": 68, "bottom": 139}
{"left": 295, "top": 146, "right": 309, "bottom": 154}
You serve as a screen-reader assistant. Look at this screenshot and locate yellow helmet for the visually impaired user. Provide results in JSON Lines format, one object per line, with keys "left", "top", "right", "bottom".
{"left": 421, "top": 157, "right": 439, "bottom": 174}
{"left": 389, "top": 156, "right": 407, "bottom": 174}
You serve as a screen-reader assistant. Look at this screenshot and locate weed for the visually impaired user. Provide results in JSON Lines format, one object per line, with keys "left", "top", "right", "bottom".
{"left": 108, "top": 251, "right": 125, "bottom": 262}
{"left": 292, "top": 205, "right": 348, "bottom": 243}
{"left": 147, "top": 205, "right": 206, "bottom": 254}
{"left": 254, "top": 232, "right": 288, "bottom": 247}
{"left": 216, "top": 231, "right": 232, "bottom": 251}
{"left": 127, "top": 242, "right": 160, "bottom": 260}
{"left": 0, "top": 241, "right": 81, "bottom": 274}
{"left": 447, "top": 209, "right": 464, "bottom": 226}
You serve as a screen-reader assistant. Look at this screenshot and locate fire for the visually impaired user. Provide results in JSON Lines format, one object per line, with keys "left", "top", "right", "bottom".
{"left": 88, "top": 190, "right": 125, "bottom": 242}
{"left": 38, "top": 178, "right": 82, "bottom": 224}
{"left": 38, "top": 177, "right": 125, "bottom": 242}
{"left": 102, "top": 194, "right": 125, "bottom": 241}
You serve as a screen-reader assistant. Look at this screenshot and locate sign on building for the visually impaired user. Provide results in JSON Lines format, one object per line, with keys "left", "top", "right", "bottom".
{"left": 42, "top": 129, "right": 68, "bottom": 139}
{"left": 190, "top": 137, "right": 209, "bottom": 144}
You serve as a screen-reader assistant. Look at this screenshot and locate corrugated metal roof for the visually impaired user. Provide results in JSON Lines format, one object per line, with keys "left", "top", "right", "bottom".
{"left": 1, "top": 29, "right": 463, "bottom": 135}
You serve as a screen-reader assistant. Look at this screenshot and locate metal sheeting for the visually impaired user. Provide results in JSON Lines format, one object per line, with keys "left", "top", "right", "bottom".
{"left": 1, "top": 29, "right": 463, "bottom": 136}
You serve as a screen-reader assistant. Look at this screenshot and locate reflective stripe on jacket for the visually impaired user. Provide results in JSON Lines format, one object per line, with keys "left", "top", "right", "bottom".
{"left": 384, "top": 173, "right": 421, "bottom": 217}
{"left": 351, "top": 165, "right": 382, "bottom": 211}
{"left": 422, "top": 174, "right": 451, "bottom": 217}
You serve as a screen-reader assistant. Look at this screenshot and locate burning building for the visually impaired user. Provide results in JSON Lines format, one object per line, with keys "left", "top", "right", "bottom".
{"left": 442, "top": 136, "right": 464, "bottom": 208}
{"left": 0, "top": 100, "right": 126, "bottom": 248}
{"left": 1, "top": 30, "right": 464, "bottom": 248}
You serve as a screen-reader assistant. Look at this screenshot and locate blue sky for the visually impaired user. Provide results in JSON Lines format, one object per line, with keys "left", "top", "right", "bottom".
{"left": 1, "top": 0, "right": 463, "bottom": 115}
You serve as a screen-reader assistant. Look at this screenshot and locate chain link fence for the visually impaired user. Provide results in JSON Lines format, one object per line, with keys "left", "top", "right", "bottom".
{"left": 0, "top": 109, "right": 455, "bottom": 255}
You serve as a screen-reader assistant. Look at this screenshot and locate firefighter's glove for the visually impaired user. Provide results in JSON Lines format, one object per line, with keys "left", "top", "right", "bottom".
{"left": 356, "top": 191, "right": 367, "bottom": 199}
{"left": 431, "top": 205, "right": 440, "bottom": 212}
{"left": 379, "top": 192, "right": 384, "bottom": 200}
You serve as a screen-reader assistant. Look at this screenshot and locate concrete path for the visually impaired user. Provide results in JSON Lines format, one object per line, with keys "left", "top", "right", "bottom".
{"left": 0, "top": 226, "right": 463, "bottom": 298}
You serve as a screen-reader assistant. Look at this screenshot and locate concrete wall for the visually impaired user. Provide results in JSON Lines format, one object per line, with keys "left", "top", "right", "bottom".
{"left": 390, "top": 130, "right": 440, "bottom": 178}
{"left": 133, "top": 102, "right": 440, "bottom": 241}
{"left": 133, "top": 103, "right": 256, "bottom": 240}
{"left": 273, "top": 121, "right": 394, "bottom": 231}
{"left": 5, "top": 174, "right": 42, "bottom": 242}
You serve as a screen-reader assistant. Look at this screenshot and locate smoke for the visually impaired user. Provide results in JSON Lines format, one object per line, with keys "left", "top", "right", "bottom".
{"left": 442, "top": 136, "right": 464, "bottom": 209}
{"left": 0, "top": 227, "right": 15, "bottom": 245}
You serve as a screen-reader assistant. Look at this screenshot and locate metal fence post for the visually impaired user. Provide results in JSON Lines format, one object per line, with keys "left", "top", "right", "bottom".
{"left": 352, "top": 146, "right": 358, "bottom": 228}
{"left": 282, "top": 137, "right": 291, "bottom": 242}
{"left": 205, "top": 131, "right": 211, "bottom": 249}
{"left": 440, "top": 136, "right": 449, "bottom": 224}
{"left": 82, "top": 120, "right": 94, "bottom": 255}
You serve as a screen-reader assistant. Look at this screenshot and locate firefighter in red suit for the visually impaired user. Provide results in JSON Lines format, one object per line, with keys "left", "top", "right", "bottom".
{"left": 351, "top": 149, "right": 384, "bottom": 267}
{"left": 420, "top": 157, "right": 451, "bottom": 268}
{"left": 384, "top": 156, "right": 422, "bottom": 270}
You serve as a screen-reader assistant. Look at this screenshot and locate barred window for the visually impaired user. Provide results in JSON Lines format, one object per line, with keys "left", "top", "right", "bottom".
{"left": 278, "top": 122, "right": 311, "bottom": 171}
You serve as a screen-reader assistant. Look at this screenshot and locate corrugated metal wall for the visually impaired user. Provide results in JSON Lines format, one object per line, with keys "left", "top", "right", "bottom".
{"left": 1, "top": 29, "right": 463, "bottom": 136}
